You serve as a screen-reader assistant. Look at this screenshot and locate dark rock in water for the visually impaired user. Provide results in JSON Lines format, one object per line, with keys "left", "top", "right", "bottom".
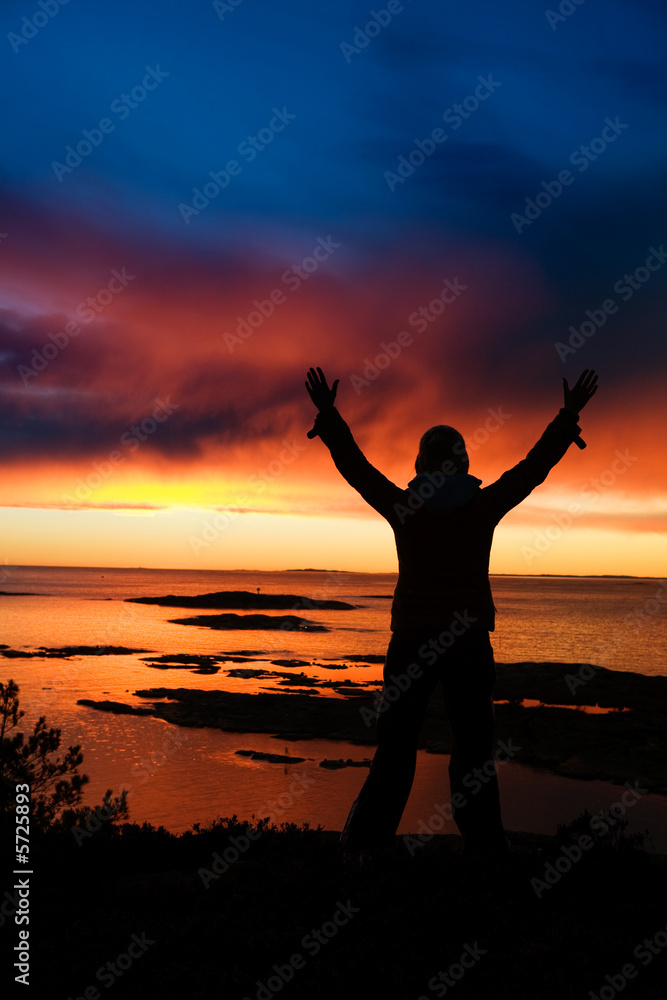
{"left": 220, "top": 650, "right": 266, "bottom": 656}
{"left": 41, "top": 645, "right": 149, "bottom": 656}
{"left": 126, "top": 590, "right": 356, "bottom": 610}
{"left": 77, "top": 699, "right": 153, "bottom": 715}
{"left": 264, "top": 687, "right": 319, "bottom": 696}
{"left": 145, "top": 662, "right": 221, "bottom": 674}
{"left": 140, "top": 654, "right": 221, "bottom": 673}
{"left": 276, "top": 674, "right": 320, "bottom": 687}
{"left": 0, "top": 591, "right": 38, "bottom": 596}
{"left": 141, "top": 653, "right": 221, "bottom": 665}
{"left": 121, "top": 668, "right": 667, "bottom": 794}
{"left": 235, "top": 749, "right": 307, "bottom": 764}
{"left": 167, "top": 614, "right": 329, "bottom": 632}
{"left": 270, "top": 659, "right": 310, "bottom": 668}
{"left": 1, "top": 645, "right": 149, "bottom": 658}
{"left": 128, "top": 687, "right": 377, "bottom": 744}
{"left": 218, "top": 656, "right": 269, "bottom": 663}
{"left": 227, "top": 668, "right": 326, "bottom": 688}
{"left": 333, "top": 686, "right": 373, "bottom": 698}
{"left": 319, "top": 758, "right": 372, "bottom": 769}
{"left": 494, "top": 660, "right": 667, "bottom": 713}
{"left": 321, "top": 654, "right": 386, "bottom": 663}
{"left": 226, "top": 668, "right": 275, "bottom": 679}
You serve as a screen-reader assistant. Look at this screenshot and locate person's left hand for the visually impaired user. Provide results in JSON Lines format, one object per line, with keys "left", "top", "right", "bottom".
{"left": 305, "top": 367, "right": 339, "bottom": 411}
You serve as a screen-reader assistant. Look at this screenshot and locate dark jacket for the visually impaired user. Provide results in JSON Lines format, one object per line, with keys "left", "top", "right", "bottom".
{"left": 312, "top": 406, "right": 582, "bottom": 631}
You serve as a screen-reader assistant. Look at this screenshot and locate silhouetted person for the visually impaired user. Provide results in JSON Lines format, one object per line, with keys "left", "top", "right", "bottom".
{"left": 305, "top": 366, "right": 598, "bottom": 857}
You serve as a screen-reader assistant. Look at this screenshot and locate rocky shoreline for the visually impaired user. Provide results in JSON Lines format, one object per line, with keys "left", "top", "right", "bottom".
{"left": 76, "top": 659, "right": 667, "bottom": 795}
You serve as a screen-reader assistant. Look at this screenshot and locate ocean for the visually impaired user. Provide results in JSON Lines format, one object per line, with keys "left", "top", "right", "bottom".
{"left": 2, "top": 566, "right": 667, "bottom": 847}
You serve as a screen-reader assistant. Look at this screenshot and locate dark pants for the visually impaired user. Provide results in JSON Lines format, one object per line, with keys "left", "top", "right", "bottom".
{"left": 341, "top": 626, "right": 506, "bottom": 851}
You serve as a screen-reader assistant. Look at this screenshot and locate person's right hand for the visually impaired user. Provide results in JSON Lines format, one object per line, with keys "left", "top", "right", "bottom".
{"left": 563, "top": 369, "right": 598, "bottom": 415}
{"left": 305, "top": 367, "right": 339, "bottom": 411}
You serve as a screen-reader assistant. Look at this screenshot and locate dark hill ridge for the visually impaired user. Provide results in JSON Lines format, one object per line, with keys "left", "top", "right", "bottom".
{"left": 125, "top": 590, "right": 357, "bottom": 610}
{"left": 27, "top": 814, "right": 666, "bottom": 1000}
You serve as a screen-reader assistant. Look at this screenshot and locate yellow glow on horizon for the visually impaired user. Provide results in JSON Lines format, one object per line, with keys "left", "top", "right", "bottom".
{"left": 1, "top": 505, "right": 666, "bottom": 577}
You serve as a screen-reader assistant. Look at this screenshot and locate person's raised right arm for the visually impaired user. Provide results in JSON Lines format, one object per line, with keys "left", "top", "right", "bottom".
{"left": 305, "top": 367, "right": 405, "bottom": 522}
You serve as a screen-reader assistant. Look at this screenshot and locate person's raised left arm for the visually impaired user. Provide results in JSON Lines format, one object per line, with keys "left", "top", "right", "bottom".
{"left": 481, "top": 369, "right": 598, "bottom": 520}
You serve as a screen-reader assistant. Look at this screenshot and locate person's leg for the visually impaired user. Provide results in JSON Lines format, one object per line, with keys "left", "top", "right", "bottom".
{"left": 440, "top": 629, "right": 506, "bottom": 853}
{"left": 340, "top": 631, "right": 438, "bottom": 849}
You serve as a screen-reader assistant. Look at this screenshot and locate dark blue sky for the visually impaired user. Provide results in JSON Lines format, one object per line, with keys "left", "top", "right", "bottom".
{"left": 3, "top": 0, "right": 665, "bottom": 254}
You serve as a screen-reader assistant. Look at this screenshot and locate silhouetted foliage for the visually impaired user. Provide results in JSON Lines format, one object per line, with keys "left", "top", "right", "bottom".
{"left": 0, "top": 678, "right": 128, "bottom": 832}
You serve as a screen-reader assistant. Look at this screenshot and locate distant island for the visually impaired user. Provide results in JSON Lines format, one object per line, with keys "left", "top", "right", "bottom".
{"left": 283, "top": 568, "right": 339, "bottom": 572}
{"left": 126, "top": 590, "right": 356, "bottom": 610}
{"left": 167, "top": 613, "right": 330, "bottom": 632}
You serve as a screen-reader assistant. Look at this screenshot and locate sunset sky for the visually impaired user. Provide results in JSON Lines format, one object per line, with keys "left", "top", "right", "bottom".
{"left": 1, "top": 0, "right": 666, "bottom": 575}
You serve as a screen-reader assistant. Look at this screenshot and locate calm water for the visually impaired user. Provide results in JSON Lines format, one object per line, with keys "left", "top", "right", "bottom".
{"left": 2, "top": 566, "right": 667, "bottom": 847}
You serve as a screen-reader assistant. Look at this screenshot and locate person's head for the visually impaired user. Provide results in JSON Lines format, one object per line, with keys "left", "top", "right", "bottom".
{"left": 415, "top": 424, "right": 469, "bottom": 476}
